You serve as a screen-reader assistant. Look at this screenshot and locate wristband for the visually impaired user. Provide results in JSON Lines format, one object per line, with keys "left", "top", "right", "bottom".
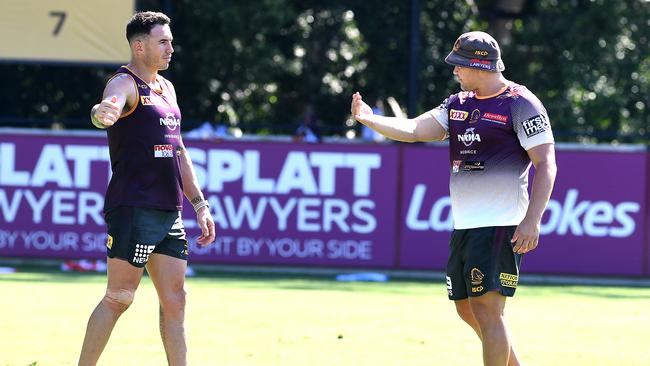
{"left": 193, "top": 200, "right": 209, "bottom": 212}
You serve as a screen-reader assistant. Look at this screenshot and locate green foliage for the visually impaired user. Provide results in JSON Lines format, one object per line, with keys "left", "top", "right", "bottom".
{"left": 0, "top": 0, "right": 648, "bottom": 142}
{"left": 170, "top": 0, "right": 368, "bottom": 134}
{"left": 504, "top": 0, "right": 650, "bottom": 142}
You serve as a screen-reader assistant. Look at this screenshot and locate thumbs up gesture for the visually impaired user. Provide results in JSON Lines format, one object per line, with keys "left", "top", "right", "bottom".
{"left": 91, "top": 96, "right": 122, "bottom": 128}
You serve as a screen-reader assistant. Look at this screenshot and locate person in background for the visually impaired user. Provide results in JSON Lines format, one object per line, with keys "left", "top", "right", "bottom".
{"left": 185, "top": 120, "right": 230, "bottom": 142}
{"left": 293, "top": 104, "right": 322, "bottom": 143}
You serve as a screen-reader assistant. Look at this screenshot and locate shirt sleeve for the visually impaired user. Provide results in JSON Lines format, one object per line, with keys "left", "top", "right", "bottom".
{"left": 424, "top": 98, "right": 450, "bottom": 133}
{"left": 511, "top": 92, "right": 555, "bottom": 150}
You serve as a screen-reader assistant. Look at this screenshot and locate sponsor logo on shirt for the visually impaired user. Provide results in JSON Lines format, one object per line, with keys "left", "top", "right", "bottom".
{"left": 446, "top": 276, "right": 453, "bottom": 296}
{"left": 482, "top": 112, "right": 508, "bottom": 125}
{"left": 160, "top": 112, "right": 181, "bottom": 131}
{"left": 457, "top": 127, "right": 481, "bottom": 147}
{"left": 106, "top": 235, "right": 113, "bottom": 249}
{"left": 463, "top": 161, "right": 485, "bottom": 172}
{"left": 141, "top": 95, "right": 163, "bottom": 106}
{"left": 522, "top": 114, "right": 550, "bottom": 138}
{"left": 452, "top": 160, "right": 462, "bottom": 173}
{"left": 154, "top": 144, "right": 174, "bottom": 158}
{"left": 449, "top": 109, "right": 468, "bottom": 121}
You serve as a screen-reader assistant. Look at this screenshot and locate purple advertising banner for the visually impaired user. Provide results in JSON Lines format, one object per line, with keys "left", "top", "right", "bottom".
{"left": 1, "top": 131, "right": 649, "bottom": 276}
{"left": 181, "top": 140, "right": 400, "bottom": 267}
{"left": 0, "top": 133, "right": 400, "bottom": 267}
{"left": 398, "top": 145, "right": 649, "bottom": 276}
{"left": 0, "top": 134, "right": 112, "bottom": 260}
{"left": 525, "top": 149, "right": 648, "bottom": 276}
{"left": 397, "top": 144, "right": 452, "bottom": 270}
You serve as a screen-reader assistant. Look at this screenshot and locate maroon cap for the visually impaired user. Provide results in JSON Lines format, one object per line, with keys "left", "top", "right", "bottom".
{"left": 445, "top": 31, "right": 505, "bottom": 72}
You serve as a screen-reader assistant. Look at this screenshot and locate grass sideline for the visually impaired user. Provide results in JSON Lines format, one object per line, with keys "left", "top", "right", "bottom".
{"left": 1, "top": 267, "right": 650, "bottom": 366}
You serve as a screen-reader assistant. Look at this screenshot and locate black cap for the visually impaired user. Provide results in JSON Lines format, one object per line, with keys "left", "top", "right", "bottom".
{"left": 444, "top": 31, "right": 505, "bottom": 72}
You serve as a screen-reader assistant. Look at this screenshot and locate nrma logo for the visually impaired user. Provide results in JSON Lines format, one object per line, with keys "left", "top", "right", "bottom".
{"left": 457, "top": 127, "right": 481, "bottom": 147}
{"left": 160, "top": 112, "right": 181, "bottom": 131}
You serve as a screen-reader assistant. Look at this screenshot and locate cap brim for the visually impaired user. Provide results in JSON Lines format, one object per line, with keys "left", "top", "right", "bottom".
{"left": 444, "top": 51, "right": 472, "bottom": 68}
{"left": 444, "top": 51, "right": 503, "bottom": 72}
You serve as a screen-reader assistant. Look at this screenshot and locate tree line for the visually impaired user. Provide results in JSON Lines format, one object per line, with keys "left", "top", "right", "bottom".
{"left": 1, "top": 0, "right": 648, "bottom": 143}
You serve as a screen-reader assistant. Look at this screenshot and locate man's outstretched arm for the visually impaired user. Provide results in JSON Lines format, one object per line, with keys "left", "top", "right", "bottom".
{"left": 351, "top": 92, "right": 447, "bottom": 142}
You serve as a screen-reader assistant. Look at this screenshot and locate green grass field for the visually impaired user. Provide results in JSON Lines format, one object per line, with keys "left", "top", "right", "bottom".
{"left": 2, "top": 268, "right": 650, "bottom": 366}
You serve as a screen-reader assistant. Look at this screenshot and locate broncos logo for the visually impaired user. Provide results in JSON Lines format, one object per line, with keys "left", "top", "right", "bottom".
{"left": 470, "top": 268, "right": 484, "bottom": 286}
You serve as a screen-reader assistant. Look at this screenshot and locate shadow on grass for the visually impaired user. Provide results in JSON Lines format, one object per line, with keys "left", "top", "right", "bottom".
{"left": 3, "top": 265, "right": 649, "bottom": 299}
{"left": 0, "top": 264, "right": 442, "bottom": 295}
{"left": 520, "top": 283, "right": 650, "bottom": 300}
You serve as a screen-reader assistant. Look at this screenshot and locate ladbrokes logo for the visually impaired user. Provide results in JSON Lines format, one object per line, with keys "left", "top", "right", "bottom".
{"left": 457, "top": 127, "right": 481, "bottom": 147}
{"left": 160, "top": 112, "right": 181, "bottom": 131}
{"left": 541, "top": 189, "right": 640, "bottom": 237}
{"left": 405, "top": 185, "right": 641, "bottom": 238}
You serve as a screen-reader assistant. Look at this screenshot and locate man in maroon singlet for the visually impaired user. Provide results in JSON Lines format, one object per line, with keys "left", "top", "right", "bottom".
{"left": 79, "top": 12, "right": 215, "bottom": 366}
{"left": 351, "top": 32, "right": 557, "bottom": 365}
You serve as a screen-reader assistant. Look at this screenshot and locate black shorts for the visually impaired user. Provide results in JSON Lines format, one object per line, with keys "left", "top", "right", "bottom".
{"left": 105, "top": 206, "right": 188, "bottom": 268}
{"left": 445, "top": 226, "right": 522, "bottom": 300}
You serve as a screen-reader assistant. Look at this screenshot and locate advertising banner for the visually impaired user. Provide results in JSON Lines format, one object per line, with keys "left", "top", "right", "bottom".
{"left": 397, "top": 144, "right": 452, "bottom": 270}
{"left": 525, "top": 149, "right": 647, "bottom": 276}
{"left": 181, "top": 140, "right": 400, "bottom": 267}
{"left": 1, "top": 132, "right": 648, "bottom": 276}
{"left": 0, "top": 134, "right": 112, "bottom": 260}
{"left": 397, "top": 146, "right": 648, "bottom": 276}
{"left": 0, "top": 134, "right": 400, "bottom": 267}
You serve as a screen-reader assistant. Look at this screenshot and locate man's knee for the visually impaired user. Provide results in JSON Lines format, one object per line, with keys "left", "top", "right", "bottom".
{"left": 469, "top": 293, "right": 506, "bottom": 325}
{"left": 103, "top": 288, "right": 135, "bottom": 313}
{"left": 455, "top": 300, "right": 474, "bottom": 322}
{"left": 160, "top": 288, "right": 186, "bottom": 314}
